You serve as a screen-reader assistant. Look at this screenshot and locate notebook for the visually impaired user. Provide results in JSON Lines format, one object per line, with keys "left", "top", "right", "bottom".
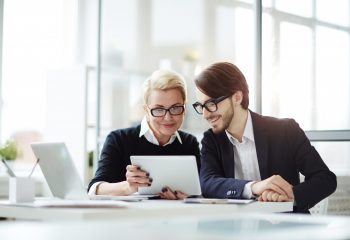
{"left": 30, "top": 142, "right": 143, "bottom": 206}
{"left": 130, "top": 155, "right": 201, "bottom": 196}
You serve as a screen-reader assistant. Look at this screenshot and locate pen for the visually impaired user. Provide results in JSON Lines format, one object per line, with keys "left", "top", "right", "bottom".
{"left": 1, "top": 159, "right": 16, "bottom": 177}
{"left": 28, "top": 158, "right": 39, "bottom": 178}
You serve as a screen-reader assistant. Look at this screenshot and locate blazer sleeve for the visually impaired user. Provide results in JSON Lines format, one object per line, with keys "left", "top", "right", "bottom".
{"left": 286, "top": 119, "right": 337, "bottom": 212}
{"left": 200, "top": 130, "right": 250, "bottom": 199}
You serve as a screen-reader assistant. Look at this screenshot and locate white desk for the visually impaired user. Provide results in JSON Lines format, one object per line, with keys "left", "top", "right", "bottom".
{"left": 1, "top": 212, "right": 350, "bottom": 240}
{"left": 0, "top": 199, "right": 293, "bottom": 221}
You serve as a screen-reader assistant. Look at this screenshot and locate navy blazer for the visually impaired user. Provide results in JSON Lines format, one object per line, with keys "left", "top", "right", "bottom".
{"left": 200, "top": 111, "right": 337, "bottom": 213}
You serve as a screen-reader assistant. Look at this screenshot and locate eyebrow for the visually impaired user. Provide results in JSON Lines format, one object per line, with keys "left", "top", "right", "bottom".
{"left": 152, "top": 103, "right": 184, "bottom": 108}
{"left": 203, "top": 98, "right": 216, "bottom": 104}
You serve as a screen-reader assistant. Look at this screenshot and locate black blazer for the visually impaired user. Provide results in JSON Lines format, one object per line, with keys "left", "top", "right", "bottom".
{"left": 200, "top": 111, "right": 337, "bottom": 213}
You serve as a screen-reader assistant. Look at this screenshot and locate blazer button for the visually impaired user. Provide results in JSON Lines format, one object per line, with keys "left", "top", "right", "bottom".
{"left": 226, "top": 190, "right": 232, "bottom": 196}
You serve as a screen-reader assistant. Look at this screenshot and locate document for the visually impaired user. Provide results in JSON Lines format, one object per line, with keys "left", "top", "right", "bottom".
{"left": 183, "top": 198, "right": 254, "bottom": 204}
{"left": 10, "top": 200, "right": 129, "bottom": 208}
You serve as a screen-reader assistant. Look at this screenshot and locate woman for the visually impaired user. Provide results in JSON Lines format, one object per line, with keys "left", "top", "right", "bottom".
{"left": 88, "top": 69, "right": 200, "bottom": 200}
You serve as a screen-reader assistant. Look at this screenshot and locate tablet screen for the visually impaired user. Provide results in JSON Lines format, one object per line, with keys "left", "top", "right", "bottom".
{"left": 130, "top": 155, "right": 201, "bottom": 196}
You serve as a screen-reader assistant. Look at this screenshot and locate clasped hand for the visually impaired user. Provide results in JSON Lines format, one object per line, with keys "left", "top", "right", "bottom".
{"left": 251, "top": 175, "right": 294, "bottom": 202}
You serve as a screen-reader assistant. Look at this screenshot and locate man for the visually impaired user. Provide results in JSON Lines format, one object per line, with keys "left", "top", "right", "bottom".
{"left": 192, "top": 62, "right": 336, "bottom": 213}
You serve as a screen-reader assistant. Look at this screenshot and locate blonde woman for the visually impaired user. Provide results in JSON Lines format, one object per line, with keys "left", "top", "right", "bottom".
{"left": 88, "top": 69, "right": 200, "bottom": 200}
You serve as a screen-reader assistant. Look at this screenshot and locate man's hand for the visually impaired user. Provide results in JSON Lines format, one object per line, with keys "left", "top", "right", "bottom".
{"left": 257, "top": 190, "right": 292, "bottom": 202}
{"left": 251, "top": 175, "right": 294, "bottom": 200}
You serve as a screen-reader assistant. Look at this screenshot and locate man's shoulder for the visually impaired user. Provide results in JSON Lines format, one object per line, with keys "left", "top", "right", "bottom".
{"left": 251, "top": 111, "right": 298, "bottom": 129}
{"left": 178, "top": 130, "right": 199, "bottom": 144}
{"left": 202, "top": 128, "right": 227, "bottom": 143}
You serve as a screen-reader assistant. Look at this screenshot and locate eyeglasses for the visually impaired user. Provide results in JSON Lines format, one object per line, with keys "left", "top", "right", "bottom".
{"left": 192, "top": 96, "right": 229, "bottom": 114}
{"left": 148, "top": 105, "right": 185, "bottom": 117}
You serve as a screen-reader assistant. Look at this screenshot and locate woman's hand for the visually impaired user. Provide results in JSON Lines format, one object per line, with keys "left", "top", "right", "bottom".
{"left": 124, "top": 164, "right": 152, "bottom": 195}
{"left": 158, "top": 186, "right": 187, "bottom": 200}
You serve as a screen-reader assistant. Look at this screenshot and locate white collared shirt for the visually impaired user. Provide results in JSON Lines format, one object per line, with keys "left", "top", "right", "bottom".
{"left": 225, "top": 111, "right": 261, "bottom": 198}
{"left": 139, "top": 117, "right": 182, "bottom": 146}
{"left": 88, "top": 116, "right": 182, "bottom": 195}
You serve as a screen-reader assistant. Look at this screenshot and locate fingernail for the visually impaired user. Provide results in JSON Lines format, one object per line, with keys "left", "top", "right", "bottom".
{"left": 137, "top": 167, "right": 141, "bottom": 170}
{"left": 149, "top": 178, "right": 153, "bottom": 182}
{"left": 146, "top": 172, "right": 150, "bottom": 177}
{"left": 148, "top": 183, "right": 151, "bottom": 186}
{"left": 161, "top": 187, "right": 168, "bottom": 192}
{"left": 174, "top": 191, "right": 178, "bottom": 195}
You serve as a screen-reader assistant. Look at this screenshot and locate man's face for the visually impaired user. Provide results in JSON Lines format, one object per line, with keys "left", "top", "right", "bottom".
{"left": 195, "top": 89, "right": 234, "bottom": 134}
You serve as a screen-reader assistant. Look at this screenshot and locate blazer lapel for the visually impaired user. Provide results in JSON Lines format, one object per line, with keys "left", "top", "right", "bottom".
{"left": 250, "top": 111, "right": 269, "bottom": 180}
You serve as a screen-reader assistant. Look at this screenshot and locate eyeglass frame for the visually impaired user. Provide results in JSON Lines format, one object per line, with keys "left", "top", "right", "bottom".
{"left": 192, "top": 95, "right": 230, "bottom": 114}
{"left": 147, "top": 105, "right": 185, "bottom": 117}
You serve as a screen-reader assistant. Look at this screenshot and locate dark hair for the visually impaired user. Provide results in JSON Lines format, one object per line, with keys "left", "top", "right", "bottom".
{"left": 194, "top": 62, "right": 249, "bottom": 109}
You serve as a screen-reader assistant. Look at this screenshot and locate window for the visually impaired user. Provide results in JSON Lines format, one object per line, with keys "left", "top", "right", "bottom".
{"left": 262, "top": 1, "right": 350, "bottom": 174}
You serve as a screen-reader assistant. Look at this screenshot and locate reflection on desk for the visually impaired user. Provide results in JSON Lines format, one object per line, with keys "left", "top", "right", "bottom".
{"left": 0, "top": 199, "right": 293, "bottom": 221}
{"left": 0, "top": 213, "right": 349, "bottom": 240}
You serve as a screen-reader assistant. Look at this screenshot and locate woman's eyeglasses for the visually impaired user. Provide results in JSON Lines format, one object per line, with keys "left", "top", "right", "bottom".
{"left": 148, "top": 105, "right": 185, "bottom": 117}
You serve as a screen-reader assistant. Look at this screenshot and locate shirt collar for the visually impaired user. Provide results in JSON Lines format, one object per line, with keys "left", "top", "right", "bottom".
{"left": 226, "top": 111, "right": 255, "bottom": 144}
{"left": 139, "top": 116, "right": 182, "bottom": 145}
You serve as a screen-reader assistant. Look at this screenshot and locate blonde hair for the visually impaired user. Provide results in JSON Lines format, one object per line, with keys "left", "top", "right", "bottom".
{"left": 143, "top": 69, "right": 187, "bottom": 104}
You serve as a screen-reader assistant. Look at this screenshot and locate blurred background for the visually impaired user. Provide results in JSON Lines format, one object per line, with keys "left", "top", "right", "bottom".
{"left": 0, "top": 0, "right": 349, "bottom": 195}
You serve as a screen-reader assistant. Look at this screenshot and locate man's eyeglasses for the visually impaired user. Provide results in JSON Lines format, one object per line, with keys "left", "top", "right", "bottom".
{"left": 192, "top": 96, "right": 229, "bottom": 114}
{"left": 148, "top": 105, "right": 185, "bottom": 117}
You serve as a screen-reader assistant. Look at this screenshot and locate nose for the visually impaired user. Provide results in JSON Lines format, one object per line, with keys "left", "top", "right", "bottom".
{"left": 163, "top": 110, "right": 173, "bottom": 120}
{"left": 202, "top": 107, "right": 211, "bottom": 119}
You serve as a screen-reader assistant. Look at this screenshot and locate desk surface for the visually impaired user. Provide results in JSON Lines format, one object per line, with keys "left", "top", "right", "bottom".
{"left": 1, "top": 212, "right": 350, "bottom": 240}
{"left": 0, "top": 199, "right": 293, "bottom": 221}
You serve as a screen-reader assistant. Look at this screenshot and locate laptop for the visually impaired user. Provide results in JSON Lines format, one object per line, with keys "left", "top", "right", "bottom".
{"left": 130, "top": 155, "right": 202, "bottom": 196}
{"left": 30, "top": 142, "right": 143, "bottom": 203}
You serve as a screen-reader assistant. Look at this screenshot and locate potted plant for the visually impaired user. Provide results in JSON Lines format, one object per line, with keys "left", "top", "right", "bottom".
{"left": 0, "top": 140, "right": 18, "bottom": 161}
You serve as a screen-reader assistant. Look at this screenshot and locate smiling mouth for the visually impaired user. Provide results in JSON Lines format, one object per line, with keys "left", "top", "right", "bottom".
{"left": 163, "top": 123, "right": 176, "bottom": 128}
{"left": 207, "top": 115, "right": 220, "bottom": 124}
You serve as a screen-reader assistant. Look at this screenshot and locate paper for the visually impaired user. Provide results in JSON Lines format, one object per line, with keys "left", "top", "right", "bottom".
{"left": 183, "top": 198, "right": 254, "bottom": 204}
{"left": 90, "top": 194, "right": 158, "bottom": 202}
{"left": 11, "top": 200, "right": 129, "bottom": 208}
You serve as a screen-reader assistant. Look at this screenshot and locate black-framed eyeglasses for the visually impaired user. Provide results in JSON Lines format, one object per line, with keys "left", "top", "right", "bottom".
{"left": 192, "top": 96, "right": 229, "bottom": 114}
{"left": 148, "top": 105, "right": 185, "bottom": 117}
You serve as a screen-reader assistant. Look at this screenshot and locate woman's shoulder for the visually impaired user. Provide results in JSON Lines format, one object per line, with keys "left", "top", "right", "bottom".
{"left": 107, "top": 125, "right": 141, "bottom": 141}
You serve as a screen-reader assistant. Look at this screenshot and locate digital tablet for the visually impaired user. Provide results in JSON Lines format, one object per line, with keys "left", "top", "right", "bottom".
{"left": 130, "top": 155, "right": 201, "bottom": 196}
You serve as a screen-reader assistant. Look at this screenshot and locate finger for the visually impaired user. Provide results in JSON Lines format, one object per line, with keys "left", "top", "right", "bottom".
{"left": 277, "top": 195, "right": 290, "bottom": 202}
{"left": 159, "top": 192, "right": 167, "bottom": 199}
{"left": 265, "top": 182, "right": 289, "bottom": 197}
{"left": 261, "top": 190, "right": 269, "bottom": 201}
{"left": 266, "top": 191, "right": 274, "bottom": 201}
{"left": 126, "top": 164, "right": 141, "bottom": 172}
{"left": 127, "top": 176, "right": 151, "bottom": 185}
{"left": 126, "top": 170, "right": 150, "bottom": 179}
{"left": 160, "top": 187, "right": 177, "bottom": 200}
{"left": 270, "top": 175, "right": 294, "bottom": 198}
{"left": 175, "top": 191, "right": 187, "bottom": 200}
{"left": 271, "top": 192, "right": 279, "bottom": 202}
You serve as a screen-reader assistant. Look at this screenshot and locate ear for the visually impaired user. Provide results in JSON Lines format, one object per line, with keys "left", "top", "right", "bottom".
{"left": 232, "top": 91, "right": 243, "bottom": 105}
{"left": 143, "top": 104, "right": 150, "bottom": 119}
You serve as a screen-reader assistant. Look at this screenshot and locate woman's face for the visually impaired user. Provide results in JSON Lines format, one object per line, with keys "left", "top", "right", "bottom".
{"left": 144, "top": 88, "right": 185, "bottom": 144}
